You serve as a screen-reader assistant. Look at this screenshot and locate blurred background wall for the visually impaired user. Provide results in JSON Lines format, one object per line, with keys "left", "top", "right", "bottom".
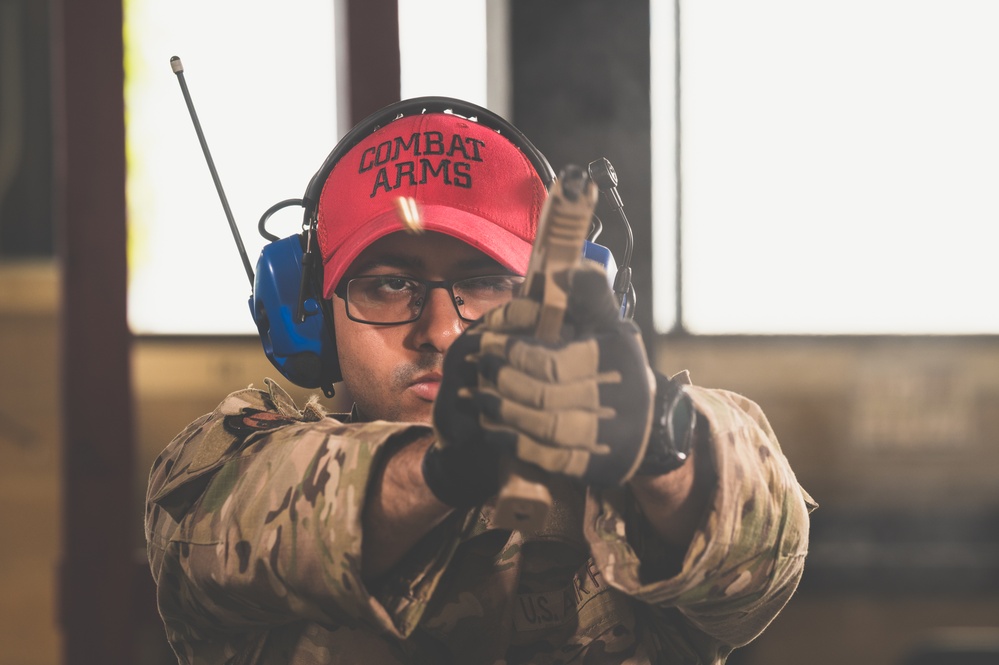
{"left": 1, "top": 0, "right": 998, "bottom": 664}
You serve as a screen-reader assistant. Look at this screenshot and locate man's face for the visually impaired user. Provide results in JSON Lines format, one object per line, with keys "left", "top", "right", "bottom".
{"left": 332, "top": 231, "right": 516, "bottom": 423}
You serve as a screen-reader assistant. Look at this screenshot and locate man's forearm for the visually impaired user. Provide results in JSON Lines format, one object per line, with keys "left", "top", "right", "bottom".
{"left": 360, "top": 423, "right": 712, "bottom": 581}
{"left": 361, "top": 434, "right": 453, "bottom": 581}
{"left": 628, "top": 440, "right": 713, "bottom": 549}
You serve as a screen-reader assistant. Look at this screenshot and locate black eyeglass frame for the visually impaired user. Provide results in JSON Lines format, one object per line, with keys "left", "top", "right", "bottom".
{"left": 332, "top": 274, "right": 525, "bottom": 325}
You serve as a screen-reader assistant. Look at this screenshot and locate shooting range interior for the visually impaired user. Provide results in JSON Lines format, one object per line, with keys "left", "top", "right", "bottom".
{"left": 1, "top": 1, "right": 997, "bottom": 664}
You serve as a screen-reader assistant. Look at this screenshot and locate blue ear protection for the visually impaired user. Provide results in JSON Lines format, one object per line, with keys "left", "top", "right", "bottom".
{"left": 247, "top": 97, "right": 632, "bottom": 397}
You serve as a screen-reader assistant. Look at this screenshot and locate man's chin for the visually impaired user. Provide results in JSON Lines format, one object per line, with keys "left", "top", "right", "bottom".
{"left": 350, "top": 385, "right": 436, "bottom": 424}
{"left": 385, "top": 395, "right": 435, "bottom": 425}
{"left": 402, "top": 403, "right": 435, "bottom": 425}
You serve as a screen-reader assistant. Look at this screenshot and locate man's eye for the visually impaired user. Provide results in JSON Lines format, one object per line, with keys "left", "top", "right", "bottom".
{"left": 363, "top": 276, "right": 422, "bottom": 300}
{"left": 376, "top": 277, "right": 415, "bottom": 292}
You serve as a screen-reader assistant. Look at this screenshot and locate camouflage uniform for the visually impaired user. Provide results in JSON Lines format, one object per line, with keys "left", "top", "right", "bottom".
{"left": 146, "top": 377, "right": 815, "bottom": 664}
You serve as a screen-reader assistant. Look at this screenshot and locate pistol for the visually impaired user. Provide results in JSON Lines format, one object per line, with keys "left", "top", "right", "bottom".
{"left": 492, "top": 165, "right": 599, "bottom": 532}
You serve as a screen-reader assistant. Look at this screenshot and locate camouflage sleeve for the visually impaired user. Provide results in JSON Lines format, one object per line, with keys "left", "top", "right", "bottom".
{"left": 145, "top": 379, "right": 465, "bottom": 645}
{"left": 584, "top": 384, "right": 816, "bottom": 652}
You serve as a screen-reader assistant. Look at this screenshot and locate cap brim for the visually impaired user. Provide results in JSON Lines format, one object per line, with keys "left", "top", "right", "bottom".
{"left": 322, "top": 205, "right": 533, "bottom": 299}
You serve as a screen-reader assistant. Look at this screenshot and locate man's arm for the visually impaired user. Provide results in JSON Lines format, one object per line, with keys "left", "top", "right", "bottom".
{"left": 146, "top": 382, "right": 467, "bottom": 643}
{"left": 361, "top": 433, "right": 453, "bottom": 581}
{"left": 586, "top": 386, "right": 815, "bottom": 651}
{"left": 628, "top": 441, "right": 711, "bottom": 550}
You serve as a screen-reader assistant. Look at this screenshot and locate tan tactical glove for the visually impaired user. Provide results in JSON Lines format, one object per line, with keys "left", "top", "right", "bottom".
{"left": 424, "top": 268, "right": 657, "bottom": 506}
{"left": 472, "top": 268, "right": 656, "bottom": 486}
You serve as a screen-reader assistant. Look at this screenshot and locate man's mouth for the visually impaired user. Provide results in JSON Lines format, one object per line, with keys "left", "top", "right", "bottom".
{"left": 408, "top": 373, "right": 443, "bottom": 401}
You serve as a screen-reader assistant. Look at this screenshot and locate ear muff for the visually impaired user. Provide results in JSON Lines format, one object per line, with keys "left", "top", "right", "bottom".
{"left": 249, "top": 232, "right": 341, "bottom": 395}
{"left": 249, "top": 96, "right": 623, "bottom": 397}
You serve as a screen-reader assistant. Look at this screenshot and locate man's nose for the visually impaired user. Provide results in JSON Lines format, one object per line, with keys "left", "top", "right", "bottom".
{"left": 410, "top": 286, "right": 467, "bottom": 352}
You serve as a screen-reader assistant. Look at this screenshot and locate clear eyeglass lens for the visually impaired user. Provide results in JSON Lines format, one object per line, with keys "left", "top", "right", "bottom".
{"left": 452, "top": 275, "right": 524, "bottom": 319}
{"left": 347, "top": 276, "right": 426, "bottom": 323}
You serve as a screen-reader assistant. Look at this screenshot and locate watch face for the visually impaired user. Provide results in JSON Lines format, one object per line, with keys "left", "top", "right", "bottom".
{"left": 636, "top": 379, "right": 695, "bottom": 476}
{"left": 667, "top": 388, "right": 696, "bottom": 462}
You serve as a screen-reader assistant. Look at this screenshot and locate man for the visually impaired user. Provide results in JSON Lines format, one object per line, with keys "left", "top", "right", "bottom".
{"left": 146, "top": 102, "right": 815, "bottom": 664}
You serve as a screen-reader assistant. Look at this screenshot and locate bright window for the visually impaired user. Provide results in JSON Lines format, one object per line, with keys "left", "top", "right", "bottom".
{"left": 398, "top": 0, "right": 490, "bottom": 109}
{"left": 126, "top": 0, "right": 497, "bottom": 335}
{"left": 650, "top": 0, "right": 679, "bottom": 333}
{"left": 125, "top": 0, "right": 338, "bottom": 334}
{"left": 653, "top": 0, "right": 999, "bottom": 334}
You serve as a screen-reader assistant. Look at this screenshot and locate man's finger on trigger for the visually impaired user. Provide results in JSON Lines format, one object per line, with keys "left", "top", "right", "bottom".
{"left": 481, "top": 356, "right": 603, "bottom": 411}
{"left": 474, "top": 388, "right": 606, "bottom": 450}
{"left": 505, "top": 337, "right": 600, "bottom": 383}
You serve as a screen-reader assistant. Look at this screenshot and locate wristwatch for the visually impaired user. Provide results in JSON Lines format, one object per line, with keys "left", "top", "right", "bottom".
{"left": 636, "top": 371, "right": 697, "bottom": 475}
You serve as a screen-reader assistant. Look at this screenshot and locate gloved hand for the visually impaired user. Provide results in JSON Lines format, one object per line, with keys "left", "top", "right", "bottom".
{"left": 423, "top": 267, "right": 657, "bottom": 507}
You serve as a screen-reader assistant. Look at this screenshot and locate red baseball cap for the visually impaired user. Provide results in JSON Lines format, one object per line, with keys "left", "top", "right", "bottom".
{"left": 317, "top": 112, "right": 547, "bottom": 299}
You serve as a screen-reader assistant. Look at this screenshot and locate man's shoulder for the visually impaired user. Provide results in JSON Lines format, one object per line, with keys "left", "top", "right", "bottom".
{"left": 147, "top": 378, "right": 432, "bottom": 522}
{"left": 146, "top": 379, "right": 334, "bottom": 520}
{"left": 216, "top": 377, "right": 332, "bottom": 421}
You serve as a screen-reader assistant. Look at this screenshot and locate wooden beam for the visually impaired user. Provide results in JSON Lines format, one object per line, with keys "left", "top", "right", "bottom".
{"left": 346, "top": 0, "right": 400, "bottom": 124}
{"left": 51, "top": 0, "right": 135, "bottom": 660}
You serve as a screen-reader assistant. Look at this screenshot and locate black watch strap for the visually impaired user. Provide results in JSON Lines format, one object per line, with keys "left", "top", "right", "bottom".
{"left": 636, "top": 370, "right": 696, "bottom": 476}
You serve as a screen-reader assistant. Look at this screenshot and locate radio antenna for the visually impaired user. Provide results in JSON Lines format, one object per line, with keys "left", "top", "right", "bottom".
{"left": 170, "top": 56, "right": 255, "bottom": 286}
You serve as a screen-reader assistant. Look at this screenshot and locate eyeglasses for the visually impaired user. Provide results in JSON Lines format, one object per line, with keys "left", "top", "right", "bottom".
{"left": 334, "top": 274, "right": 526, "bottom": 325}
